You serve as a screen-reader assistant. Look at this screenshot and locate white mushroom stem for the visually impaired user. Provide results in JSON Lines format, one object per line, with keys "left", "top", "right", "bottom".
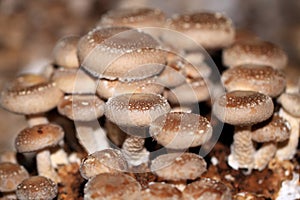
{"left": 75, "top": 121, "right": 110, "bottom": 154}
{"left": 50, "top": 149, "right": 69, "bottom": 169}
{"left": 0, "top": 151, "right": 17, "bottom": 164}
{"left": 276, "top": 108, "right": 300, "bottom": 160}
{"left": 254, "top": 142, "right": 277, "bottom": 171}
{"left": 228, "top": 126, "right": 255, "bottom": 171}
{"left": 122, "top": 136, "right": 149, "bottom": 167}
{"left": 26, "top": 114, "right": 49, "bottom": 127}
{"left": 36, "top": 149, "right": 60, "bottom": 183}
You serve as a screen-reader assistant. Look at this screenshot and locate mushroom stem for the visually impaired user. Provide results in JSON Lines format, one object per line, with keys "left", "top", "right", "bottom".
{"left": 254, "top": 142, "right": 277, "bottom": 171}
{"left": 75, "top": 121, "right": 110, "bottom": 154}
{"left": 228, "top": 126, "right": 255, "bottom": 171}
{"left": 0, "top": 151, "right": 17, "bottom": 164}
{"left": 36, "top": 149, "right": 60, "bottom": 183}
{"left": 26, "top": 114, "right": 49, "bottom": 127}
{"left": 276, "top": 108, "right": 300, "bottom": 160}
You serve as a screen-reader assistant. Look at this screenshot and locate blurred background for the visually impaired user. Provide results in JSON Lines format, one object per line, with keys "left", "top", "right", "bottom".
{"left": 0, "top": 0, "right": 299, "bottom": 152}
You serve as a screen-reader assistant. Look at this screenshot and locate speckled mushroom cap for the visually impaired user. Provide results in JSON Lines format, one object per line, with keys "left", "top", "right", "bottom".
{"left": 213, "top": 90, "right": 274, "bottom": 126}
{"left": 84, "top": 173, "right": 141, "bottom": 200}
{"left": 0, "top": 162, "right": 29, "bottom": 192}
{"left": 164, "top": 12, "right": 235, "bottom": 49}
{"left": 77, "top": 26, "right": 166, "bottom": 81}
{"left": 0, "top": 74, "right": 63, "bottom": 115}
{"left": 277, "top": 93, "right": 300, "bottom": 117}
{"left": 57, "top": 94, "right": 105, "bottom": 121}
{"left": 96, "top": 76, "right": 164, "bottom": 100}
{"left": 51, "top": 68, "right": 97, "bottom": 94}
{"left": 52, "top": 35, "right": 80, "bottom": 68}
{"left": 98, "top": 7, "right": 165, "bottom": 31}
{"left": 182, "top": 178, "right": 232, "bottom": 200}
{"left": 221, "top": 64, "right": 286, "bottom": 97}
{"left": 80, "top": 148, "right": 128, "bottom": 180}
{"left": 222, "top": 40, "right": 288, "bottom": 69}
{"left": 149, "top": 112, "right": 212, "bottom": 149}
{"left": 16, "top": 176, "right": 57, "bottom": 200}
{"left": 105, "top": 93, "right": 171, "bottom": 127}
{"left": 140, "top": 183, "right": 182, "bottom": 200}
{"left": 251, "top": 113, "right": 290, "bottom": 143}
{"left": 15, "top": 123, "right": 64, "bottom": 153}
{"left": 150, "top": 153, "right": 207, "bottom": 181}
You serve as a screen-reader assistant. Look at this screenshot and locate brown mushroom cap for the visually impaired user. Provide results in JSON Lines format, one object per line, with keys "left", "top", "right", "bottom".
{"left": 164, "top": 12, "right": 235, "bottom": 49}
{"left": 0, "top": 162, "right": 29, "bottom": 192}
{"left": 105, "top": 93, "right": 171, "bottom": 127}
{"left": 182, "top": 178, "right": 232, "bottom": 200}
{"left": 15, "top": 123, "right": 64, "bottom": 153}
{"left": 150, "top": 112, "right": 212, "bottom": 149}
{"left": 221, "top": 64, "right": 286, "bottom": 97}
{"left": 0, "top": 76, "right": 63, "bottom": 115}
{"left": 223, "top": 40, "right": 288, "bottom": 69}
{"left": 52, "top": 35, "right": 80, "bottom": 68}
{"left": 213, "top": 90, "right": 274, "bottom": 125}
{"left": 80, "top": 148, "right": 128, "bottom": 179}
{"left": 151, "top": 153, "right": 207, "bottom": 181}
{"left": 84, "top": 173, "right": 141, "bottom": 200}
{"left": 96, "top": 76, "right": 164, "bottom": 100}
{"left": 251, "top": 113, "right": 291, "bottom": 143}
{"left": 77, "top": 26, "right": 166, "bottom": 81}
{"left": 277, "top": 93, "right": 300, "bottom": 117}
{"left": 141, "top": 183, "right": 182, "bottom": 200}
{"left": 99, "top": 7, "right": 166, "bottom": 29}
{"left": 16, "top": 176, "right": 57, "bottom": 200}
{"left": 57, "top": 94, "right": 105, "bottom": 121}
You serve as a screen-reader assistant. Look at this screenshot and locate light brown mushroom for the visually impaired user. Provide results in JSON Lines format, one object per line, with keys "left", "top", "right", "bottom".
{"left": 221, "top": 64, "right": 286, "bottom": 97}
{"left": 16, "top": 176, "right": 57, "bottom": 200}
{"left": 213, "top": 90, "right": 274, "bottom": 171}
{"left": 277, "top": 92, "right": 300, "bottom": 117}
{"left": 52, "top": 35, "right": 80, "bottom": 69}
{"left": 15, "top": 123, "right": 64, "bottom": 182}
{"left": 140, "top": 182, "right": 182, "bottom": 200}
{"left": 222, "top": 40, "right": 288, "bottom": 69}
{"left": 79, "top": 148, "right": 128, "bottom": 179}
{"left": 77, "top": 26, "right": 166, "bottom": 81}
{"left": 84, "top": 173, "right": 141, "bottom": 200}
{"left": 149, "top": 112, "right": 212, "bottom": 149}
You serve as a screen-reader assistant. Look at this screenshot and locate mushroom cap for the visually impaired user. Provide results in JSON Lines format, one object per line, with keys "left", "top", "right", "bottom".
{"left": 149, "top": 112, "right": 212, "bottom": 149}
{"left": 182, "top": 178, "right": 232, "bottom": 200}
{"left": 58, "top": 94, "right": 105, "bottom": 121}
{"left": 96, "top": 76, "right": 164, "bottom": 100}
{"left": 221, "top": 64, "right": 286, "bottom": 97}
{"left": 0, "top": 76, "right": 63, "bottom": 115}
{"left": 222, "top": 40, "right": 288, "bottom": 69}
{"left": 51, "top": 68, "right": 97, "bottom": 94}
{"left": 78, "top": 26, "right": 166, "bottom": 81}
{"left": 80, "top": 148, "right": 128, "bottom": 180}
{"left": 99, "top": 7, "right": 166, "bottom": 29}
{"left": 277, "top": 93, "right": 300, "bottom": 117}
{"left": 0, "top": 162, "right": 29, "bottom": 192}
{"left": 213, "top": 90, "right": 274, "bottom": 126}
{"left": 151, "top": 152, "right": 207, "bottom": 181}
{"left": 16, "top": 176, "right": 57, "bottom": 200}
{"left": 52, "top": 35, "right": 80, "bottom": 68}
{"left": 164, "top": 12, "right": 235, "bottom": 49}
{"left": 84, "top": 173, "right": 141, "bottom": 200}
{"left": 15, "top": 123, "right": 64, "bottom": 153}
{"left": 140, "top": 183, "right": 182, "bottom": 200}
{"left": 251, "top": 113, "right": 291, "bottom": 143}
{"left": 105, "top": 93, "right": 171, "bottom": 127}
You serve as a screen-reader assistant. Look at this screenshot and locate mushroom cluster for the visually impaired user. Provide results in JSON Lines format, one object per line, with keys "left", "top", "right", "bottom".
{"left": 0, "top": 6, "right": 299, "bottom": 200}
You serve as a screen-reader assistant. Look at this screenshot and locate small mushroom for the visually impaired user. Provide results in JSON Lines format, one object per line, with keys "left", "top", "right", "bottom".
{"left": 16, "top": 176, "right": 57, "bottom": 200}
{"left": 182, "top": 178, "right": 232, "bottom": 200}
{"left": 277, "top": 92, "right": 300, "bottom": 117}
{"left": 15, "top": 123, "right": 64, "bottom": 182}
{"left": 79, "top": 148, "right": 127, "bottom": 179}
{"left": 84, "top": 173, "right": 141, "bottom": 200}
{"left": 140, "top": 182, "right": 182, "bottom": 200}
{"left": 222, "top": 40, "right": 288, "bottom": 69}
{"left": 149, "top": 112, "right": 212, "bottom": 149}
